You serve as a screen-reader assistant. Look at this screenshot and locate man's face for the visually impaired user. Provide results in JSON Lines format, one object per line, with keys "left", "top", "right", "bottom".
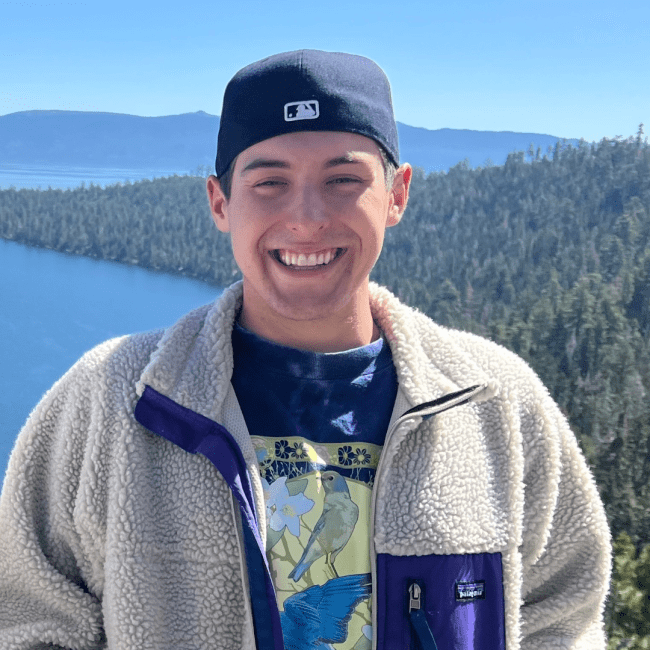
{"left": 207, "top": 130, "right": 410, "bottom": 330}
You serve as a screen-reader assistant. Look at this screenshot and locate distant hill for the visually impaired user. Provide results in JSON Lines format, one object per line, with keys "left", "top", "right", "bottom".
{"left": 0, "top": 110, "right": 580, "bottom": 174}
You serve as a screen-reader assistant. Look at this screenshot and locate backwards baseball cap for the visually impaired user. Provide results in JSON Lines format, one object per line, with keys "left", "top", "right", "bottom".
{"left": 215, "top": 49, "right": 399, "bottom": 177}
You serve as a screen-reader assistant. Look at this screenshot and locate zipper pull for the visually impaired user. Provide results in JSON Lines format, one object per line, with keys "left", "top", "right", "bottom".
{"left": 409, "top": 582, "right": 421, "bottom": 612}
{"left": 408, "top": 581, "right": 439, "bottom": 650}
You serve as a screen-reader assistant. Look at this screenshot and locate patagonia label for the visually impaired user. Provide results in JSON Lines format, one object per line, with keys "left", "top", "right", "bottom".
{"left": 455, "top": 580, "right": 486, "bottom": 601}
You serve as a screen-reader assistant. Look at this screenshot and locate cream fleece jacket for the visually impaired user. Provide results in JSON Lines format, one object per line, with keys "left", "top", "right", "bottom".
{"left": 0, "top": 281, "right": 611, "bottom": 649}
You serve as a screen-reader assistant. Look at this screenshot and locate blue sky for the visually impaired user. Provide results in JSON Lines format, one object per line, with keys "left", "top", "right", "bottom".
{"left": 2, "top": 0, "right": 648, "bottom": 142}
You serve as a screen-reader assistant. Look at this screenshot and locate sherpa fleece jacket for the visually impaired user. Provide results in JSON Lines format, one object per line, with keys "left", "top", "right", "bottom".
{"left": 0, "top": 281, "right": 611, "bottom": 650}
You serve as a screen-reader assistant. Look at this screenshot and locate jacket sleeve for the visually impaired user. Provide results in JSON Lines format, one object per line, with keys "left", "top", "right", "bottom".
{"left": 518, "top": 384, "right": 612, "bottom": 650}
{"left": 0, "top": 347, "right": 111, "bottom": 649}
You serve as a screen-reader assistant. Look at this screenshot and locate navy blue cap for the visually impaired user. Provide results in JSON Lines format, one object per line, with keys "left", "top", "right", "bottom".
{"left": 215, "top": 49, "right": 399, "bottom": 177}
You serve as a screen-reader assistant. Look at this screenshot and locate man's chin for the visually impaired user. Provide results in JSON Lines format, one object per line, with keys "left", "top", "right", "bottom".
{"left": 270, "top": 295, "right": 348, "bottom": 323}
{"left": 242, "top": 275, "right": 368, "bottom": 324}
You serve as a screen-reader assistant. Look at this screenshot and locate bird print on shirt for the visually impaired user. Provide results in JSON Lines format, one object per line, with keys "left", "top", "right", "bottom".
{"left": 288, "top": 470, "right": 360, "bottom": 582}
{"left": 281, "top": 573, "right": 371, "bottom": 650}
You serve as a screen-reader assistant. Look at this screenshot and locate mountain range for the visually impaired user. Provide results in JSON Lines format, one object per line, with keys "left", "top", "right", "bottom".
{"left": 0, "top": 110, "right": 581, "bottom": 175}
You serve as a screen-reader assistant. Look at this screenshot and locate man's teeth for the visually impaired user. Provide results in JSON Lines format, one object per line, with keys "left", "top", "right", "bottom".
{"left": 278, "top": 249, "right": 338, "bottom": 267}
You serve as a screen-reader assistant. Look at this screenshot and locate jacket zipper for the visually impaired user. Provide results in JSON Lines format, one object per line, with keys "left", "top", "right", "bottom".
{"left": 408, "top": 581, "right": 439, "bottom": 650}
{"left": 369, "top": 384, "right": 487, "bottom": 650}
{"left": 409, "top": 582, "right": 422, "bottom": 613}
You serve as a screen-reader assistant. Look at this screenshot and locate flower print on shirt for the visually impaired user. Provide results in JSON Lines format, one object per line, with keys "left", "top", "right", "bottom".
{"left": 338, "top": 445, "right": 355, "bottom": 466}
{"left": 263, "top": 476, "right": 314, "bottom": 537}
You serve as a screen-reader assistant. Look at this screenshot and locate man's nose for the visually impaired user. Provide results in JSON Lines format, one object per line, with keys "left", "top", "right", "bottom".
{"left": 286, "top": 185, "right": 330, "bottom": 234}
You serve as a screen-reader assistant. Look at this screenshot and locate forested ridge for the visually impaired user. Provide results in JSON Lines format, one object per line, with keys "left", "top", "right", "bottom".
{"left": 2, "top": 129, "right": 650, "bottom": 647}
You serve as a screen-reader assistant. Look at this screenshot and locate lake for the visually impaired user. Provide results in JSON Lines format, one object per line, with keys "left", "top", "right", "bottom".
{"left": 0, "top": 164, "right": 195, "bottom": 190}
{"left": 0, "top": 238, "right": 222, "bottom": 483}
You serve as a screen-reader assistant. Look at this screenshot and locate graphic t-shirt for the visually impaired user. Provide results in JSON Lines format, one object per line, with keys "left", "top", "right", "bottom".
{"left": 231, "top": 322, "right": 398, "bottom": 650}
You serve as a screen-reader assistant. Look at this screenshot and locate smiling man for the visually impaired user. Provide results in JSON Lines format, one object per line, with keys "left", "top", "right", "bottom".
{"left": 207, "top": 129, "right": 408, "bottom": 351}
{"left": 0, "top": 50, "right": 610, "bottom": 650}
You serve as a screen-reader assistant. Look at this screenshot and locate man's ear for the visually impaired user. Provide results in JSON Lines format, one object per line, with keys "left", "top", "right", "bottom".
{"left": 206, "top": 175, "right": 230, "bottom": 233}
{"left": 387, "top": 163, "right": 412, "bottom": 227}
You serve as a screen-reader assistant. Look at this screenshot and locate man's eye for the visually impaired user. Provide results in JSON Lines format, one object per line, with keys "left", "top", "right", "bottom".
{"left": 329, "top": 177, "right": 359, "bottom": 184}
{"left": 255, "top": 180, "right": 285, "bottom": 187}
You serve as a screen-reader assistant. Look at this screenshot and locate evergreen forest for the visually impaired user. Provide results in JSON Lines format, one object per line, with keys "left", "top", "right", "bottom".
{"left": 2, "top": 128, "right": 650, "bottom": 648}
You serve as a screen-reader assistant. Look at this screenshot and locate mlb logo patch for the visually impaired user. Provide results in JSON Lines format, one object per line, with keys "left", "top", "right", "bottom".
{"left": 455, "top": 580, "right": 486, "bottom": 602}
{"left": 284, "top": 100, "right": 320, "bottom": 122}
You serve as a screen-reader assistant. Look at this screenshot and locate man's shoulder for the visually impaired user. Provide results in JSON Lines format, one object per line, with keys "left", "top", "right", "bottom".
{"left": 50, "top": 329, "right": 166, "bottom": 400}
{"left": 422, "top": 315, "right": 542, "bottom": 391}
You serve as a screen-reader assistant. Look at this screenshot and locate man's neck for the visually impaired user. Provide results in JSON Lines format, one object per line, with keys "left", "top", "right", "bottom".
{"left": 237, "top": 302, "right": 380, "bottom": 353}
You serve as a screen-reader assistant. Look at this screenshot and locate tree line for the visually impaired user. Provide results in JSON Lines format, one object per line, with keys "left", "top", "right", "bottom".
{"left": 1, "top": 127, "right": 649, "bottom": 648}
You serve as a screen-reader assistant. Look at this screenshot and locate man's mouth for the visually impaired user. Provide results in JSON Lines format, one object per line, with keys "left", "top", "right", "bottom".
{"left": 271, "top": 248, "right": 346, "bottom": 269}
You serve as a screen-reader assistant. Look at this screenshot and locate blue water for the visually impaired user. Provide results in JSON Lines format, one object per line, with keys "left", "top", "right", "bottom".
{"left": 0, "top": 238, "right": 222, "bottom": 482}
{"left": 0, "top": 164, "right": 197, "bottom": 190}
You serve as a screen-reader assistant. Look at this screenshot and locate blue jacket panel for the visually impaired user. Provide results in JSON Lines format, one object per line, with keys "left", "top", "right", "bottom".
{"left": 376, "top": 552, "right": 505, "bottom": 650}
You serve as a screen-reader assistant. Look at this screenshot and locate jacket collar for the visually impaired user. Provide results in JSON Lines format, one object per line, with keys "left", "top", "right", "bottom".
{"left": 135, "top": 280, "right": 497, "bottom": 422}
{"left": 368, "top": 283, "right": 496, "bottom": 406}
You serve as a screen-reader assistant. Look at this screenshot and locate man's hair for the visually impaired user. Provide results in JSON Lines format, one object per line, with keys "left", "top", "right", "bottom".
{"left": 217, "top": 142, "right": 398, "bottom": 202}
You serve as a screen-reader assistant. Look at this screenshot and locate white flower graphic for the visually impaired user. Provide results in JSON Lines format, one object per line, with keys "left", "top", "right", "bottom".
{"left": 263, "top": 476, "right": 314, "bottom": 537}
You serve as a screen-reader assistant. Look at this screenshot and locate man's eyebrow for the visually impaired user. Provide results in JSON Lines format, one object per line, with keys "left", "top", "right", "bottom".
{"left": 240, "top": 158, "right": 291, "bottom": 175}
{"left": 240, "top": 154, "right": 366, "bottom": 175}
{"left": 323, "top": 154, "right": 364, "bottom": 168}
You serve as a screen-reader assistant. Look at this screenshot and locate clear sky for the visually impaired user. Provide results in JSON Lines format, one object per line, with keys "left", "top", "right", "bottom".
{"left": 2, "top": 0, "right": 648, "bottom": 143}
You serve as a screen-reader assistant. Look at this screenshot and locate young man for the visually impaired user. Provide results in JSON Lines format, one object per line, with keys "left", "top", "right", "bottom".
{"left": 0, "top": 50, "right": 611, "bottom": 649}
